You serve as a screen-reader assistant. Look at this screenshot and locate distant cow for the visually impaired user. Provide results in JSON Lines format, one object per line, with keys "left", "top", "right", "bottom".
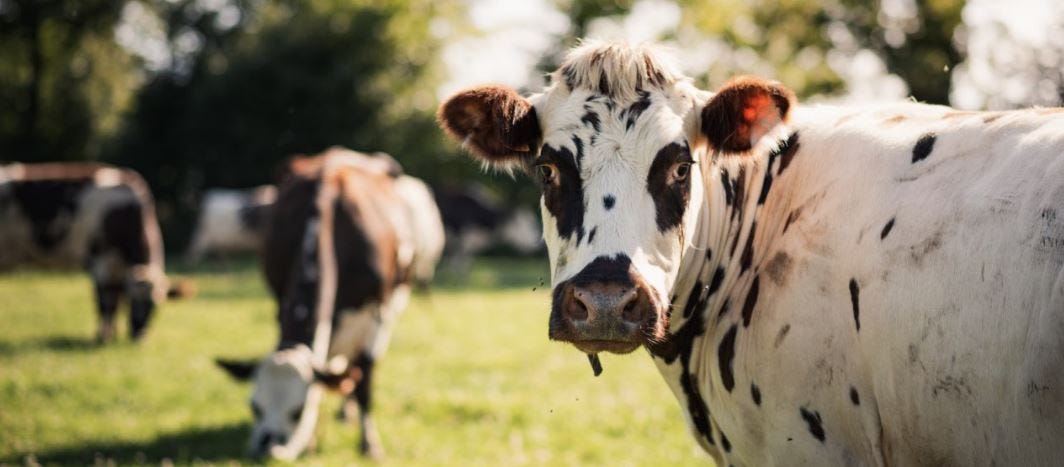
{"left": 0, "top": 163, "right": 172, "bottom": 342}
{"left": 217, "top": 148, "right": 443, "bottom": 459}
{"left": 432, "top": 185, "right": 543, "bottom": 267}
{"left": 186, "top": 185, "right": 277, "bottom": 261}
{"left": 439, "top": 40, "right": 1064, "bottom": 465}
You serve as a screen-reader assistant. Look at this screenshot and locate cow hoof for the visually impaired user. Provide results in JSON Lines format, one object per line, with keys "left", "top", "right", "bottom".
{"left": 337, "top": 400, "right": 358, "bottom": 424}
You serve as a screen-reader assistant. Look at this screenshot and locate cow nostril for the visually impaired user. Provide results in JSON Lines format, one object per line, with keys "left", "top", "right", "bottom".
{"left": 567, "top": 295, "right": 589, "bottom": 321}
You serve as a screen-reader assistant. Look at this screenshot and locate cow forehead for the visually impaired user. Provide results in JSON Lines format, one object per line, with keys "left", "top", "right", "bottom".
{"left": 535, "top": 87, "right": 693, "bottom": 173}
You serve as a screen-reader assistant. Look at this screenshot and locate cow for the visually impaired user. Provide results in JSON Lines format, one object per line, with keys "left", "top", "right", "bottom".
{"left": 186, "top": 185, "right": 277, "bottom": 261}
{"left": 432, "top": 184, "right": 543, "bottom": 270}
{"left": 437, "top": 40, "right": 1064, "bottom": 466}
{"left": 0, "top": 162, "right": 177, "bottom": 342}
{"left": 216, "top": 148, "right": 444, "bottom": 460}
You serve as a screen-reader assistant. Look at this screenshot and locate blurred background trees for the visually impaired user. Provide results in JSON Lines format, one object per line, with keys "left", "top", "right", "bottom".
{"left": 1, "top": 0, "right": 1061, "bottom": 249}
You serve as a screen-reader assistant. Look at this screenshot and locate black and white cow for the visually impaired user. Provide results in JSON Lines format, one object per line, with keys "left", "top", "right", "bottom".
{"left": 438, "top": 40, "right": 1064, "bottom": 465}
{"left": 432, "top": 184, "right": 543, "bottom": 267}
{"left": 186, "top": 185, "right": 277, "bottom": 261}
{"left": 0, "top": 163, "right": 176, "bottom": 342}
{"left": 217, "top": 148, "right": 443, "bottom": 460}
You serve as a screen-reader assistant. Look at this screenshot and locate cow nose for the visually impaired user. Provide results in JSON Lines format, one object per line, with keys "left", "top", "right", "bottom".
{"left": 553, "top": 280, "right": 655, "bottom": 354}
{"left": 566, "top": 284, "right": 646, "bottom": 324}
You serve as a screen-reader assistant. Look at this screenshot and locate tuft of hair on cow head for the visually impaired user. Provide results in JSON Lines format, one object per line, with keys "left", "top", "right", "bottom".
{"left": 437, "top": 85, "right": 542, "bottom": 168}
{"left": 216, "top": 357, "right": 260, "bottom": 382}
{"left": 700, "top": 76, "right": 796, "bottom": 153}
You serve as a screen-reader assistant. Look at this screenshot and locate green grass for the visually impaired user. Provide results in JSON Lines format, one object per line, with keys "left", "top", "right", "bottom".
{"left": 0, "top": 258, "right": 709, "bottom": 466}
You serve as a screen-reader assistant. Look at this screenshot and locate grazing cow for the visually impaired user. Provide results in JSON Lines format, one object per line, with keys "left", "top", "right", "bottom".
{"left": 217, "top": 148, "right": 443, "bottom": 460}
{"left": 438, "top": 40, "right": 1064, "bottom": 465}
{"left": 186, "top": 185, "right": 277, "bottom": 261}
{"left": 432, "top": 184, "right": 543, "bottom": 268}
{"left": 0, "top": 162, "right": 174, "bottom": 342}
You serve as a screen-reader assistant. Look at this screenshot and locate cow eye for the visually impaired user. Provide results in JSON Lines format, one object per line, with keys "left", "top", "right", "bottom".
{"left": 289, "top": 404, "right": 304, "bottom": 424}
{"left": 251, "top": 401, "right": 263, "bottom": 420}
{"left": 672, "top": 162, "right": 692, "bottom": 182}
{"left": 536, "top": 164, "right": 557, "bottom": 184}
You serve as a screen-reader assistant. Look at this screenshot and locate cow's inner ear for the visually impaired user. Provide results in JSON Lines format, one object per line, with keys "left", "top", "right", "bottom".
{"left": 700, "top": 76, "right": 796, "bottom": 153}
{"left": 437, "top": 85, "right": 542, "bottom": 168}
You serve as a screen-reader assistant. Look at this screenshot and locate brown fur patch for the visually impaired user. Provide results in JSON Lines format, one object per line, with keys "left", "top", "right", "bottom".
{"left": 437, "top": 85, "right": 541, "bottom": 165}
{"left": 701, "top": 76, "right": 796, "bottom": 153}
{"left": 764, "top": 251, "right": 793, "bottom": 286}
{"left": 983, "top": 113, "right": 1005, "bottom": 123}
{"left": 883, "top": 115, "right": 907, "bottom": 124}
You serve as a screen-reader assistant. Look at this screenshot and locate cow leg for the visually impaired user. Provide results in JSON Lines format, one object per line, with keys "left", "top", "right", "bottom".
{"left": 127, "top": 279, "right": 156, "bottom": 340}
{"left": 353, "top": 352, "right": 384, "bottom": 459}
{"left": 94, "top": 282, "right": 123, "bottom": 343}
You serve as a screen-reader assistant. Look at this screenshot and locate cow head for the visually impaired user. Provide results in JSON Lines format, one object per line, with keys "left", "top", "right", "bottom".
{"left": 438, "top": 41, "right": 793, "bottom": 356}
{"left": 216, "top": 345, "right": 357, "bottom": 459}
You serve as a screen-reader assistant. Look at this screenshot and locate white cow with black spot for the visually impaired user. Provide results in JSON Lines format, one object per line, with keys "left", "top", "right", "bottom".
{"left": 438, "top": 40, "right": 1064, "bottom": 466}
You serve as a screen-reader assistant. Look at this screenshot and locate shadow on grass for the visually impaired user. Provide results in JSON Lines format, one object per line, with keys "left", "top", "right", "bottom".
{"left": 0, "top": 335, "right": 100, "bottom": 356}
{"left": 5, "top": 422, "right": 250, "bottom": 465}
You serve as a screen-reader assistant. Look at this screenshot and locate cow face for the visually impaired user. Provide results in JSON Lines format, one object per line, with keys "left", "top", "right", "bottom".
{"left": 217, "top": 345, "right": 357, "bottom": 459}
{"left": 439, "top": 42, "right": 795, "bottom": 357}
{"left": 439, "top": 43, "right": 704, "bottom": 355}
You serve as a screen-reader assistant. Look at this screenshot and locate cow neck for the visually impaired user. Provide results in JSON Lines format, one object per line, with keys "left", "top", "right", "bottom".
{"left": 655, "top": 139, "right": 781, "bottom": 357}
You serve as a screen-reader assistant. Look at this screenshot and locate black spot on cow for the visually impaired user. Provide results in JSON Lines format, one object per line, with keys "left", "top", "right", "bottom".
{"left": 776, "top": 132, "right": 801, "bottom": 173}
{"left": 572, "top": 136, "right": 585, "bottom": 168}
{"left": 758, "top": 171, "right": 773, "bottom": 205}
{"left": 850, "top": 386, "right": 860, "bottom": 406}
{"left": 598, "top": 74, "right": 611, "bottom": 95}
{"left": 880, "top": 217, "right": 895, "bottom": 240}
{"left": 783, "top": 209, "right": 801, "bottom": 233}
{"left": 10, "top": 178, "right": 92, "bottom": 249}
{"left": 563, "top": 65, "right": 577, "bottom": 90}
{"left": 720, "top": 431, "right": 732, "bottom": 452}
{"left": 740, "top": 222, "right": 757, "bottom": 272}
{"left": 751, "top": 383, "right": 762, "bottom": 406}
{"left": 682, "top": 279, "right": 705, "bottom": 319}
{"left": 708, "top": 266, "right": 725, "bottom": 297}
{"left": 732, "top": 168, "right": 747, "bottom": 221}
{"left": 774, "top": 323, "right": 790, "bottom": 348}
{"left": 646, "top": 142, "right": 693, "bottom": 232}
{"left": 538, "top": 144, "right": 585, "bottom": 241}
{"left": 581, "top": 109, "right": 601, "bottom": 132}
{"left": 720, "top": 170, "right": 735, "bottom": 206}
{"left": 587, "top": 227, "right": 597, "bottom": 244}
{"left": 849, "top": 278, "right": 860, "bottom": 332}
{"left": 603, "top": 195, "right": 616, "bottom": 210}
{"left": 681, "top": 370, "right": 715, "bottom": 446}
{"left": 799, "top": 407, "right": 826, "bottom": 443}
{"left": 911, "top": 133, "right": 937, "bottom": 163}
{"left": 99, "top": 202, "right": 149, "bottom": 265}
{"left": 718, "top": 324, "right": 738, "bottom": 392}
{"left": 742, "top": 276, "right": 760, "bottom": 327}
{"left": 624, "top": 90, "right": 652, "bottom": 131}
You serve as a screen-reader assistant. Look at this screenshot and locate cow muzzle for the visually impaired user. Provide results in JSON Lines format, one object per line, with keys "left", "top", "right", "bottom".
{"left": 548, "top": 256, "right": 664, "bottom": 354}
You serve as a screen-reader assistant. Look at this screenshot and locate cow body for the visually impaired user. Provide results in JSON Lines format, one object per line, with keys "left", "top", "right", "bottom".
{"left": 658, "top": 104, "right": 1064, "bottom": 466}
{"left": 432, "top": 185, "right": 543, "bottom": 269}
{"left": 0, "top": 163, "right": 169, "bottom": 341}
{"left": 222, "top": 148, "right": 443, "bottom": 459}
{"left": 186, "top": 185, "right": 277, "bottom": 261}
{"left": 438, "top": 41, "right": 1064, "bottom": 466}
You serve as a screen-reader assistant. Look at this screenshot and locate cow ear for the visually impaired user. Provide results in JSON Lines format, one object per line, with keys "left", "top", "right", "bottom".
{"left": 313, "top": 367, "right": 362, "bottom": 396}
{"left": 215, "top": 358, "right": 260, "bottom": 382}
{"left": 700, "top": 76, "right": 796, "bottom": 153}
{"left": 437, "top": 85, "right": 542, "bottom": 168}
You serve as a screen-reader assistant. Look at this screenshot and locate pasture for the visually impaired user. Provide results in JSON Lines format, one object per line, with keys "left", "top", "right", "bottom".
{"left": 0, "top": 258, "right": 706, "bottom": 465}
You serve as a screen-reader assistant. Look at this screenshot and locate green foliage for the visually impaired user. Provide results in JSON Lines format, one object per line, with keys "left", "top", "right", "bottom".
{"left": 0, "top": 0, "right": 137, "bottom": 161}
{"left": 0, "top": 259, "right": 708, "bottom": 466}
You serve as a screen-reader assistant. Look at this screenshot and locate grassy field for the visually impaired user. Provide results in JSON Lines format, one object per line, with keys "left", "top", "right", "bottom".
{"left": 0, "top": 258, "right": 708, "bottom": 466}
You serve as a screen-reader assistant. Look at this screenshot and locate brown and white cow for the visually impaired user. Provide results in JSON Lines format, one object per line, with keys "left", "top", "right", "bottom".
{"left": 438, "top": 40, "right": 1064, "bottom": 465}
{"left": 217, "top": 148, "right": 443, "bottom": 460}
{"left": 0, "top": 163, "right": 174, "bottom": 342}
